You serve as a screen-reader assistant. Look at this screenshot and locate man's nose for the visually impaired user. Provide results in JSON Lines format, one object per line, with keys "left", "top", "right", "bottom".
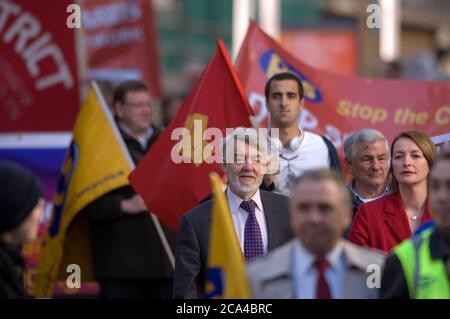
{"left": 242, "top": 161, "right": 253, "bottom": 171}
{"left": 371, "top": 159, "right": 382, "bottom": 171}
{"left": 142, "top": 106, "right": 152, "bottom": 114}
{"left": 280, "top": 95, "right": 289, "bottom": 106}
{"left": 307, "top": 208, "right": 322, "bottom": 223}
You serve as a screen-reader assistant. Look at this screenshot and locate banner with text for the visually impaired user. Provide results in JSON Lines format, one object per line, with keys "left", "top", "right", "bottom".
{"left": 0, "top": 0, "right": 79, "bottom": 132}
{"left": 82, "top": 0, "right": 162, "bottom": 98}
{"left": 235, "top": 22, "right": 450, "bottom": 154}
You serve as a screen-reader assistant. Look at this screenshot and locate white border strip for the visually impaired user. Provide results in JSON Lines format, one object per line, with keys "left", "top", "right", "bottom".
{"left": 0, "top": 132, "right": 72, "bottom": 149}
{"left": 431, "top": 132, "right": 450, "bottom": 145}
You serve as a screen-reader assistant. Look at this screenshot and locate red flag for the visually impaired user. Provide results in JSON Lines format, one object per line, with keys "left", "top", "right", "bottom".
{"left": 235, "top": 21, "right": 450, "bottom": 153}
{"left": 129, "top": 40, "right": 254, "bottom": 231}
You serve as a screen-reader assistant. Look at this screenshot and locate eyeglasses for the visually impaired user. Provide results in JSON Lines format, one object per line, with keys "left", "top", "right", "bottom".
{"left": 123, "top": 101, "right": 157, "bottom": 109}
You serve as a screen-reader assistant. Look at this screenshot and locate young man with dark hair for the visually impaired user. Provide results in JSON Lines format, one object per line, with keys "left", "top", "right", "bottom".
{"left": 263, "top": 72, "right": 341, "bottom": 196}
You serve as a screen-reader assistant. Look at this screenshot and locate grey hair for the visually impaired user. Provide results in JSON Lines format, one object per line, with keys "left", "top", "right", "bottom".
{"left": 344, "top": 128, "right": 389, "bottom": 161}
{"left": 292, "top": 168, "right": 351, "bottom": 211}
{"left": 220, "top": 127, "right": 269, "bottom": 164}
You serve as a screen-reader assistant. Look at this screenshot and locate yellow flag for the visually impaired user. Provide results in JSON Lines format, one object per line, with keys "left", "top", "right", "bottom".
{"left": 34, "top": 83, "right": 133, "bottom": 297}
{"left": 205, "top": 172, "right": 251, "bottom": 298}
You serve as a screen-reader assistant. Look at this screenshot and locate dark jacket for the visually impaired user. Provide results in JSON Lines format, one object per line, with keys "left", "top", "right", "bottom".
{"left": 173, "top": 190, "right": 293, "bottom": 299}
{"left": 321, "top": 135, "right": 342, "bottom": 173}
{"left": 0, "top": 241, "right": 25, "bottom": 299}
{"left": 81, "top": 125, "right": 177, "bottom": 280}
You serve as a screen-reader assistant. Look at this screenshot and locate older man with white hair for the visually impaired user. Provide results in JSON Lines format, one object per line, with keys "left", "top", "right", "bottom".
{"left": 344, "top": 129, "right": 390, "bottom": 219}
{"left": 173, "top": 127, "right": 293, "bottom": 299}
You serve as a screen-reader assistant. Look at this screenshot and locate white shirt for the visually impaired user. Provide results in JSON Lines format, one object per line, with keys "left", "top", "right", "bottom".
{"left": 226, "top": 188, "right": 268, "bottom": 255}
{"left": 275, "top": 131, "right": 330, "bottom": 197}
{"left": 291, "top": 239, "right": 346, "bottom": 299}
{"left": 118, "top": 122, "right": 154, "bottom": 150}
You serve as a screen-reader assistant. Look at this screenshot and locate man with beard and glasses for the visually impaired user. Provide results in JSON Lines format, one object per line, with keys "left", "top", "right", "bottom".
{"left": 173, "top": 127, "right": 293, "bottom": 298}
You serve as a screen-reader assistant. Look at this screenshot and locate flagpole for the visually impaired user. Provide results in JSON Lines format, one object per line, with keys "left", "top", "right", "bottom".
{"left": 232, "top": 0, "right": 254, "bottom": 62}
{"left": 91, "top": 81, "right": 175, "bottom": 269}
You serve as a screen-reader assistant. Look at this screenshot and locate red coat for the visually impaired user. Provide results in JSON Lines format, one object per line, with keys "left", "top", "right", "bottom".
{"left": 348, "top": 191, "right": 432, "bottom": 253}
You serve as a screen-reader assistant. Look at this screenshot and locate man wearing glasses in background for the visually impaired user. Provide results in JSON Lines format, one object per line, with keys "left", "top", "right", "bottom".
{"left": 80, "top": 80, "right": 176, "bottom": 298}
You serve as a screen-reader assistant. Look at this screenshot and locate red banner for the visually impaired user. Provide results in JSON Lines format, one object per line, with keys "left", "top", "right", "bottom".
{"left": 0, "top": 0, "right": 79, "bottom": 132}
{"left": 280, "top": 29, "right": 357, "bottom": 76}
{"left": 130, "top": 40, "right": 254, "bottom": 231}
{"left": 235, "top": 22, "right": 450, "bottom": 154}
{"left": 83, "top": 0, "right": 162, "bottom": 98}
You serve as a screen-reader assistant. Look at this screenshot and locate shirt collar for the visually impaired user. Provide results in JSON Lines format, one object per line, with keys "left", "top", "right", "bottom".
{"left": 226, "top": 188, "right": 262, "bottom": 215}
{"left": 349, "top": 180, "right": 387, "bottom": 203}
{"left": 293, "top": 239, "right": 345, "bottom": 274}
{"left": 118, "top": 122, "right": 154, "bottom": 149}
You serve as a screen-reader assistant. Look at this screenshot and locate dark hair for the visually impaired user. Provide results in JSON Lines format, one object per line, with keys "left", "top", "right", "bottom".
{"left": 264, "top": 72, "right": 304, "bottom": 100}
{"left": 113, "top": 80, "right": 149, "bottom": 105}
{"left": 390, "top": 131, "right": 437, "bottom": 192}
{"left": 292, "top": 168, "right": 351, "bottom": 211}
{"left": 0, "top": 160, "right": 42, "bottom": 234}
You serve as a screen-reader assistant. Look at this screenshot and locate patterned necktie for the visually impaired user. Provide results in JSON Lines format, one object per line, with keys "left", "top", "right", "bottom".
{"left": 240, "top": 199, "right": 264, "bottom": 262}
{"left": 314, "top": 257, "right": 331, "bottom": 299}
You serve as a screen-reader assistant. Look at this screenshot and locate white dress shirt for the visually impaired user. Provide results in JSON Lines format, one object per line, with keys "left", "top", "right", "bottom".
{"left": 291, "top": 239, "right": 346, "bottom": 299}
{"left": 226, "top": 188, "right": 268, "bottom": 255}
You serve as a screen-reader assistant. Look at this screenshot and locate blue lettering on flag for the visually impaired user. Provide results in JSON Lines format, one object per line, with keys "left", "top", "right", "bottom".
{"left": 48, "top": 141, "right": 79, "bottom": 237}
{"left": 260, "top": 50, "right": 323, "bottom": 103}
{"left": 205, "top": 267, "right": 225, "bottom": 299}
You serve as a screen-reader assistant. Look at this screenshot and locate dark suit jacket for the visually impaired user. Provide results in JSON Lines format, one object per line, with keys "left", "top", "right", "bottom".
{"left": 348, "top": 191, "right": 432, "bottom": 253}
{"left": 173, "top": 190, "right": 293, "bottom": 299}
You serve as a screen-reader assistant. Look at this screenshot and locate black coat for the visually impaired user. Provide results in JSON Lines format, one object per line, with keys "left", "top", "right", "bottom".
{"left": 173, "top": 190, "right": 293, "bottom": 298}
{"left": 80, "top": 125, "right": 177, "bottom": 280}
{"left": 0, "top": 241, "right": 25, "bottom": 299}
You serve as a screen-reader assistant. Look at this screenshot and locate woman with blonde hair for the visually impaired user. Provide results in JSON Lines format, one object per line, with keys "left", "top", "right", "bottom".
{"left": 349, "top": 131, "right": 437, "bottom": 252}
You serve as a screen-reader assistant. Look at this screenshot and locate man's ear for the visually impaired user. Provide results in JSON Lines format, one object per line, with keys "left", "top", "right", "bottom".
{"left": 345, "top": 158, "right": 352, "bottom": 169}
{"left": 299, "top": 97, "right": 305, "bottom": 108}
